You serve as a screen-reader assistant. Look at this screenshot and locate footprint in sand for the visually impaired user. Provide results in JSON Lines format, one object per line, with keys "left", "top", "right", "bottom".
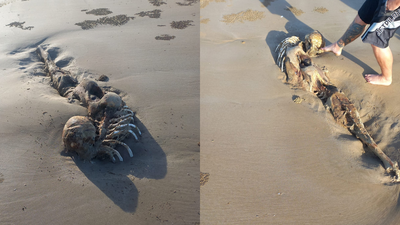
{"left": 221, "top": 9, "right": 265, "bottom": 24}
{"left": 135, "top": 9, "right": 162, "bottom": 18}
{"left": 176, "top": 0, "right": 198, "bottom": 6}
{"left": 171, "top": 20, "right": 194, "bottom": 29}
{"left": 75, "top": 15, "right": 135, "bottom": 30}
{"left": 155, "top": 34, "right": 176, "bottom": 40}
{"left": 200, "top": 18, "right": 210, "bottom": 24}
{"left": 200, "top": 172, "right": 210, "bottom": 186}
{"left": 85, "top": 8, "right": 113, "bottom": 16}
{"left": 200, "top": 0, "right": 225, "bottom": 9}
{"left": 313, "top": 7, "right": 329, "bottom": 14}
{"left": 149, "top": 0, "right": 166, "bottom": 6}
{"left": 75, "top": 8, "right": 134, "bottom": 30}
{"left": 6, "top": 22, "right": 34, "bottom": 30}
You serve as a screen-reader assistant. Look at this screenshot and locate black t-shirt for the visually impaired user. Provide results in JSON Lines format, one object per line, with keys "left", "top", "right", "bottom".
{"left": 358, "top": 0, "right": 381, "bottom": 24}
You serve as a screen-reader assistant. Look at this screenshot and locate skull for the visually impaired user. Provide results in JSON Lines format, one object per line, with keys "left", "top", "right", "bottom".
{"left": 304, "top": 30, "right": 325, "bottom": 57}
{"left": 62, "top": 116, "right": 98, "bottom": 160}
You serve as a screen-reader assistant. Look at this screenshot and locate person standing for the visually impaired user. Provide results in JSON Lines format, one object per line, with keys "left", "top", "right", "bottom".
{"left": 323, "top": 0, "right": 400, "bottom": 86}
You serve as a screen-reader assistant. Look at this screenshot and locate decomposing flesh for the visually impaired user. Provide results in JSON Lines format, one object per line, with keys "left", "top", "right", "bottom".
{"left": 37, "top": 46, "right": 141, "bottom": 162}
{"left": 275, "top": 31, "right": 400, "bottom": 180}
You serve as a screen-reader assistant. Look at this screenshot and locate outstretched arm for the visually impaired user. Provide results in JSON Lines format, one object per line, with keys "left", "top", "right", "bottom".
{"left": 322, "top": 15, "right": 367, "bottom": 56}
{"left": 337, "top": 19, "right": 366, "bottom": 48}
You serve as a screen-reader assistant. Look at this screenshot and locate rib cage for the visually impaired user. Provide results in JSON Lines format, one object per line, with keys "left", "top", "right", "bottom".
{"left": 37, "top": 45, "right": 141, "bottom": 163}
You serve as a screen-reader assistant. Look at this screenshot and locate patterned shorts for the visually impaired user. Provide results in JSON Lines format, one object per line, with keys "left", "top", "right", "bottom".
{"left": 359, "top": 0, "right": 400, "bottom": 48}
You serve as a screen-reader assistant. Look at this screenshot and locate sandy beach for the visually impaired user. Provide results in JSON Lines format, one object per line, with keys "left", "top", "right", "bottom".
{"left": 201, "top": 0, "right": 400, "bottom": 224}
{"left": 5, "top": 0, "right": 400, "bottom": 224}
{"left": 0, "top": 0, "right": 199, "bottom": 224}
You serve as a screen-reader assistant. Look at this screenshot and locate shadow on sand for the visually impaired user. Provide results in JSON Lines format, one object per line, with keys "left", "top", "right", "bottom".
{"left": 62, "top": 116, "right": 167, "bottom": 213}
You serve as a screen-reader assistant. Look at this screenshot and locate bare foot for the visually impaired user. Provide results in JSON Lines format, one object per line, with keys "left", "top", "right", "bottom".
{"left": 321, "top": 42, "right": 343, "bottom": 56}
{"left": 364, "top": 74, "right": 392, "bottom": 86}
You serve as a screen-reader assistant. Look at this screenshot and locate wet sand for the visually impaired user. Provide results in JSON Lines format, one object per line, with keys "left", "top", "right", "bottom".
{"left": 201, "top": 0, "right": 400, "bottom": 224}
{"left": 0, "top": 0, "right": 199, "bottom": 224}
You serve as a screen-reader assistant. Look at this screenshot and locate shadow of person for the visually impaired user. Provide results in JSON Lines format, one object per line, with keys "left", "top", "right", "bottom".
{"left": 262, "top": 0, "right": 378, "bottom": 76}
{"left": 62, "top": 116, "right": 167, "bottom": 213}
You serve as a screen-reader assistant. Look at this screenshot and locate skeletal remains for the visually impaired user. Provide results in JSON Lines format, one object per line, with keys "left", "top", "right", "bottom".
{"left": 275, "top": 31, "right": 400, "bottom": 180}
{"left": 37, "top": 46, "right": 141, "bottom": 162}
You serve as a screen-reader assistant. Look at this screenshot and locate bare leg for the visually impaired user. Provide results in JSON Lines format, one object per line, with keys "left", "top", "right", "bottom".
{"left": 322, "top": 15, "right": 367, "bottom": 56}
{"left": 364, "top": 45, "right": 393, "bottom": 86}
